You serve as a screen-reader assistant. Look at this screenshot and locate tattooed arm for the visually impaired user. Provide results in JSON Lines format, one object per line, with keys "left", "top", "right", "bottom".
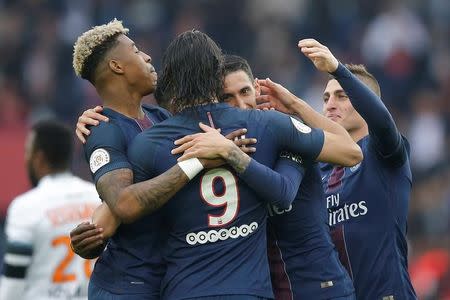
{"left": 172, "top": 123, "right": 302, "bottom": 209}
{"left": 115, "top": 165, "right": 190, "bottom": 223}
{"left": 224, "top": 145, "right": 251, "bottom": 173}
{"left": 90, "top": 168, "right": 132, "bottom": 237}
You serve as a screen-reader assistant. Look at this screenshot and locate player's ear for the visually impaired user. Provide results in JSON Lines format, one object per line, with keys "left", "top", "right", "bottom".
{"left": 109, "top": 59, "right": 125, "bottom": 75}
{"left": 254, "top": 78, "right": 261, "bottom": 97}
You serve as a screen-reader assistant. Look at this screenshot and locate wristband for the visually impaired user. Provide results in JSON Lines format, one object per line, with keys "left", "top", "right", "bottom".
{"left": 178, "top": 158, "right": 204, "bottom": 180}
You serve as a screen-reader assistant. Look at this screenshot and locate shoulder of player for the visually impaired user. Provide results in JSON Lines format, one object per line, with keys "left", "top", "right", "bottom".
{"left": 142, "top": 103, "right": 172, "bottom": 120}
{"left": 84, "top": 120, "right": 127, "bottom": 149}
{"left": 88, "top": 118, "right": 124, "bottom": 136}
{"left": 128, "top": 129, "right": 157, "bottom": 153}
{"left": 253, "top": 109, "right": 291, "bottom": 123}
{"left": 7, "top": 189, "right": 43, "bottom": 221}
{"left": 366, "top": 134, "right": 411, "bottom": 168}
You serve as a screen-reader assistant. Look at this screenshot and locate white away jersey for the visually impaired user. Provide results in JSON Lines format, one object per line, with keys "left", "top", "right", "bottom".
{"left": 0, "top": 173, "right": 100, "bottom": 300}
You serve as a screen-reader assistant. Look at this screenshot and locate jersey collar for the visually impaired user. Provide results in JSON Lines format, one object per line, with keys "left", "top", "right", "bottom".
{"left": 38, "top": 172, "right": 72, "bottom": 187}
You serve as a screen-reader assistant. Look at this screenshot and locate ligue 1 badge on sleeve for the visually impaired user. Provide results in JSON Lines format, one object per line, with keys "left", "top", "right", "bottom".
{"left": 90, "top": 148, "right": 110, "bottom": 173}
{"left": 290, "top": 117, "right": 311, "bottom": 134}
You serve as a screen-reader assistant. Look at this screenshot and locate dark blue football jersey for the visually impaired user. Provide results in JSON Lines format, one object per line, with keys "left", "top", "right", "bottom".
{"left": 321, "top": 136, "right": 416, "bottom": 299}
{"left": 268, "top": 157, "right": 354, "bottom": 300}
{"left": 83, "top": 104, "right": 170, "bottom": 296}
{"left": 127, "top": 103, "right": 325, "bottom": 300}
{"left": 319, "top": 62, "right": 417, "bottom": 300}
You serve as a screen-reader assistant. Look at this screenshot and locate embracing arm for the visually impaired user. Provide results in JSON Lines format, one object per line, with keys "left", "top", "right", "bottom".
{"left": 115, "top": 164, "right": 190, "bottom": 223}
{"left": 298, "top": 38, "right": 404, "bottom": 162}
{"left": 331, "top": 63, "right": 404, "bottom": 160}
{"left": 257, "top": 79, "right": 362, "bottom": 167}
{"left": 172, "top": 124, "right": 303, "bottom": 208}
{"left": 281, "top": 94, "right": 361, "bottom": 167}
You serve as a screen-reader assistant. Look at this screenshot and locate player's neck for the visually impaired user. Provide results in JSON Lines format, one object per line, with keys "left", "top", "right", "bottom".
{"left": 35, "top": 167, "right": 64, "bottom": 185}
{"left": 97, "top": 86, "right": 145, "bottom": 119}
{"left": 176, "top": 98, "right": 219, "bottom": 113}
{"left": 349, "top": 126, "right": 369, "bottom": 143}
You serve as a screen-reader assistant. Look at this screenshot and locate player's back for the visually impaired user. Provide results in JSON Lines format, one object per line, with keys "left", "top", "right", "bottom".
{"left": 267, "top": 162, "right": 354, "bottom": 299}
{"left": 4, "top": 173, "right": 100, "bottom": 299}
{"left": 128, "top": 103, "right": 325, "bottom": 300}
{"left": 321, "top": 135, "right": 416, "bottom": 299}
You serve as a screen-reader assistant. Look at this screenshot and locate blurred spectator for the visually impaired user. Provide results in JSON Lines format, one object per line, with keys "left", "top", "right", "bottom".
{"left": 408, "top": 89, "right": 446, "bottom": 173}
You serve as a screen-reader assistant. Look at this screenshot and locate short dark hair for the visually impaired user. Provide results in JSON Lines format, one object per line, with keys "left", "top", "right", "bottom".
{"left": 157, "top": 30, "right": 223, "bottom": 113}
{"left": 223, "top": 54, "right": 254, "bottom": 82}
{"left": 31, "top": 120, "right": 73, "bottom": 170}
{"left": 330, "top": 64, "right": 381, "bottom": 97}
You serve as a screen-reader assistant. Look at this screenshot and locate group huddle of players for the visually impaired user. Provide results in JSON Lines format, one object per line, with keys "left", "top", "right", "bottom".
{"left": 1, "top": 19, "right": 417, "bottom": 300}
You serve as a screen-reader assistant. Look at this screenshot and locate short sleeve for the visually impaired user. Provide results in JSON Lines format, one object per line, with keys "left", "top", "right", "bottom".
{"left": 84, "top": 122, "right": 132, "bottom": 183}
{"left": 264, "top": 111, "right": 325, "bottom": 161}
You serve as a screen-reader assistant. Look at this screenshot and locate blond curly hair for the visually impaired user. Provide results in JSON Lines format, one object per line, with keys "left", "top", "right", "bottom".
{"left": 73, "top": 19, "right": 129, "bottom": 80}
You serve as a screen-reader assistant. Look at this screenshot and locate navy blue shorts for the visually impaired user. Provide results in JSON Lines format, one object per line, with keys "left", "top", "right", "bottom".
{"left": 88, "top": 280, "right": 158, "bottom": 300}
{"left": 187, "top": 296, "right": 271, "bottom": 300}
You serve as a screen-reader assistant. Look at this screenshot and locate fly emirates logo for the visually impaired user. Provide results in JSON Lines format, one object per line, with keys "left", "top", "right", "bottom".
{"left": 326, "top": 193, "right": 368, "bottom": 226}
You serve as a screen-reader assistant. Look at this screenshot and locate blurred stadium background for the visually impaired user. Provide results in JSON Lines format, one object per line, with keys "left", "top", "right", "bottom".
{"left": 0, "top": 0, "right": 448, "bottom": 298}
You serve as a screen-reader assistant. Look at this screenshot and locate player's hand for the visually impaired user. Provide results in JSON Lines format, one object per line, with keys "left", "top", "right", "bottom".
{"left": 172, "top": 123, "right": 235, "bottom": 161}
{"left": 69, "top": 222, "right": 105, "bottom": 259}
{"left": 75, "top": 106, "right": 109, "bottom": 144}
{"left": 199, "top": 158, "right": 226, "bottom": 169}
{"left": 256, "top": 78, "right": 299, "bottom": 114}
{"left": 172, "top": 123, "right": 255, "bottom": 161}
{"left": 298, "top": 39, "right": 339, "bottom": 73}
{"left": 224, "top": 128, "right": 257, "bottom": 153}
{"left": 172, "top": 123, "right": 257, "bottom": 160}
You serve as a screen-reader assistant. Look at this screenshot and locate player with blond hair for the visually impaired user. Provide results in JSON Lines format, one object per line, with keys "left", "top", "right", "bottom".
{"left": 72, "top": 18, "right": 189, "bottom": 299}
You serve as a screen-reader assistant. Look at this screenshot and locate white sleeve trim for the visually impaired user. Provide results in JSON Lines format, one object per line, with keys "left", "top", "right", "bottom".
{"left": 4, "top": 253, "right": 32, "bottom": 266}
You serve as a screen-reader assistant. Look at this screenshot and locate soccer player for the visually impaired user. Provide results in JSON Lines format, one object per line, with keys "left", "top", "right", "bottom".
{"left": 258, "top": 39, "right": 417, "bottom": 299}
{"left": 0, "top": 120, "right": 100, "bottom": 299}
{"left": 118, "top": 30, "right": 361, "bottom": 299}
{"left": 71, "top": 19, "right": 286, "bottom": 299}
{"left": 71, "top": 19, "right": 200, "bottom": 299}
{"left": 218, "top": 54, "right": 355, "bottom": 299}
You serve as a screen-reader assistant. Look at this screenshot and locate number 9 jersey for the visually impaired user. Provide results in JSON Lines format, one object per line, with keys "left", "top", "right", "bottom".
{"left": 128, "top": 103, "right": 324, "bottom": 300}
{"left": 0, "top": 173, "right": 101, "bottom": 300}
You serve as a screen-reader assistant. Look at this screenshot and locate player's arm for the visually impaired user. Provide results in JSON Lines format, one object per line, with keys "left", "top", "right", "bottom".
{"left": 115, "top": 128, "right": 259, "bottom": 223}
{"left": 242, "top": 151, "right": 306, "bottom": 208}
{"left": 172, "top": 123, "right": 304, "bottom": 209}
{"left": 299, "top": 38, "right": 406, "bottom": 165}
{"left": 91, "top": 147, "right": 195, "bottom": 225}
{"left": 0, "top": 201, "right": 34, "bottom": 300}
{"left": 69, "top": 170, "right": 129, "bottom": 259}
{"left": 257, "top": 81, "right": 362, "bottom": 167}
{"left": 115, "top": 164, "right": 192, "bottom": 223}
